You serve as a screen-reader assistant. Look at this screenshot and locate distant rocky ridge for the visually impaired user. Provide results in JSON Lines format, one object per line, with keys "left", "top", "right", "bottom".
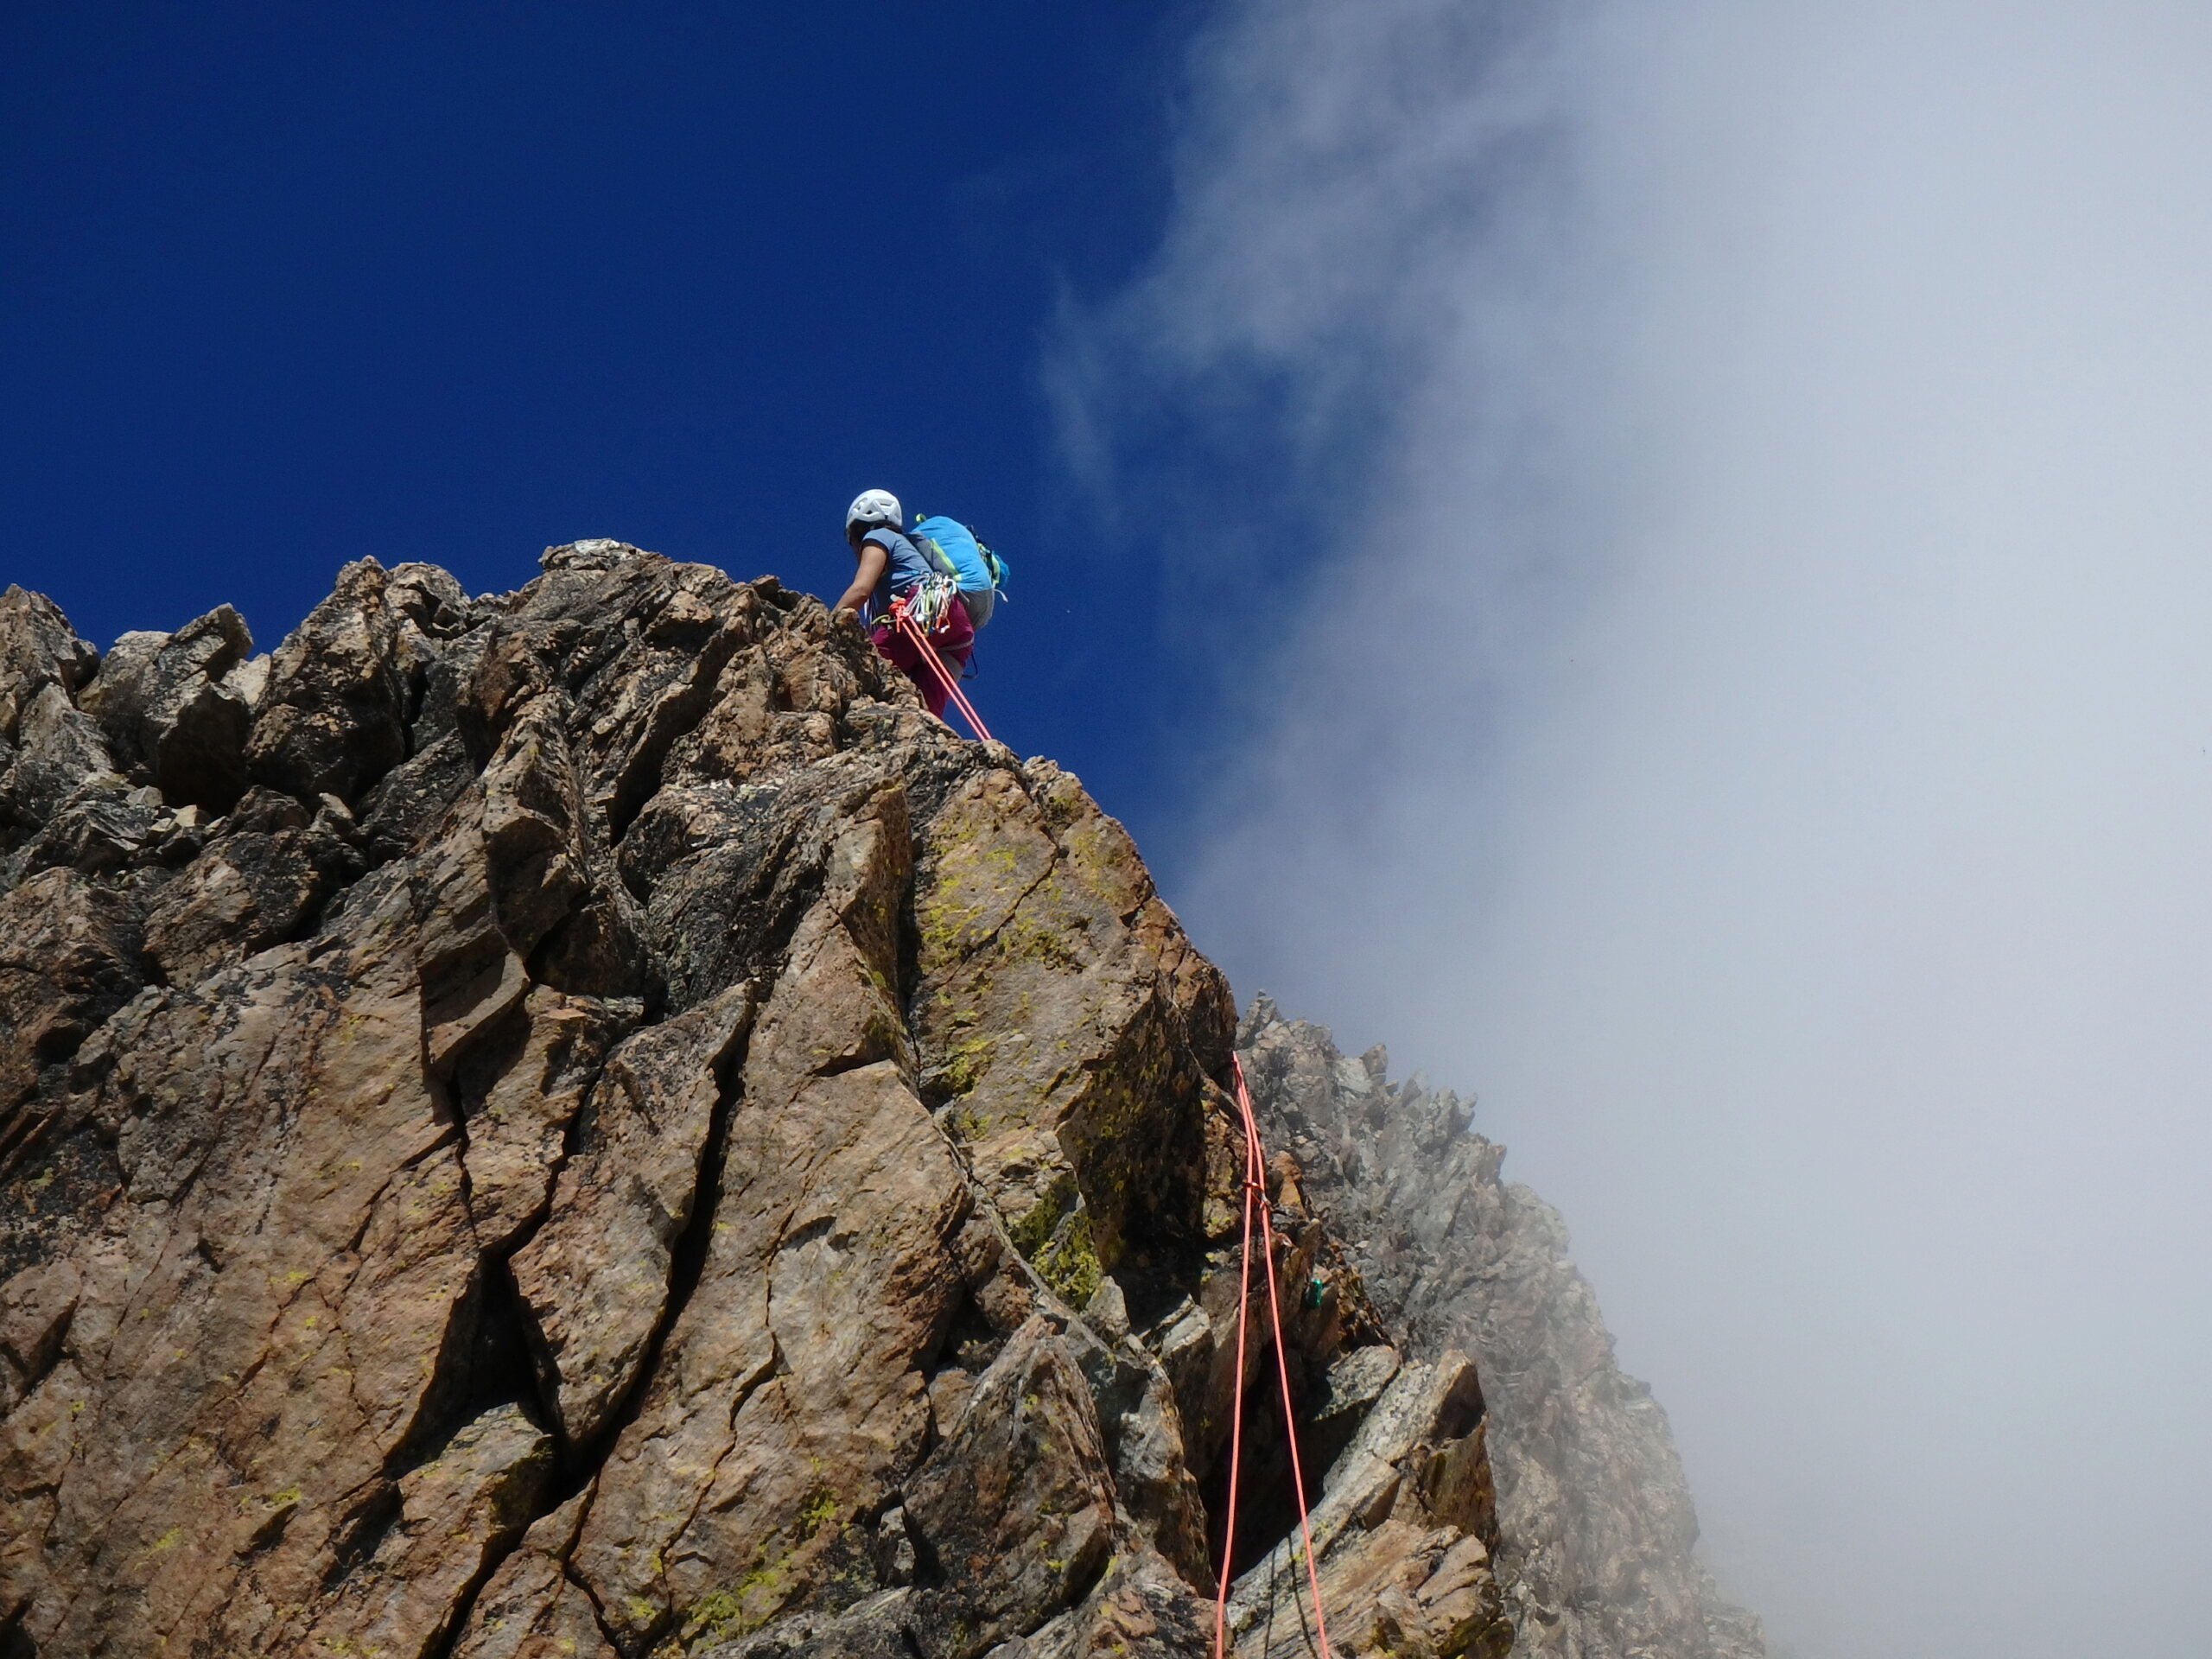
{"left": 1239, "top": 1001, "right": 1767, "bottom": 1659}
{"left": 0, "top": 543, "right": 1757, "bottom": 1659}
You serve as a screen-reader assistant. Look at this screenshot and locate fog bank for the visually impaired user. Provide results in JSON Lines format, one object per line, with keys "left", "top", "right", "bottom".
{"left": 1065, "top": 3, "right": 2212, "bottom": 1656}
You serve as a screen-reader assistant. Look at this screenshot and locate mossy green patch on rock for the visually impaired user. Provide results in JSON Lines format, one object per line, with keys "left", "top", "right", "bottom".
{"left": 679, "top": 1548, "right": 790, "bottom": 1648}
{"left": 936, "top": 1031, "right": 997, "bottom": 1100}
{"left": 1038, "top": 1212, "right": 1103, "bottom": 1307}
{"left": 1011, "top": 1177, "right": 1104, "bottom": 1307}
{"left": 1009, "top": 1173, "right": 1078, "bottom": 1260}
{"left": 945, "top": 1102, "right": 992, "bottom": 1143}
{"left": 797, "top": 1484, "right": 841, "bottom": 1538}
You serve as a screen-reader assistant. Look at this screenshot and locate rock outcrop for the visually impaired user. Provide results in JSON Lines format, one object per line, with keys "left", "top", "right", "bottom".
{"left": 1238, "top": 1000, "right": 1768, "bottom": 1659}
{"left": 0, "top": 550, "right": 1538, "bottom": 1659}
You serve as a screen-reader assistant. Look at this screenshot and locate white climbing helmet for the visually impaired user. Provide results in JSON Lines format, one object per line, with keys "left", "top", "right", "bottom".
{"left": 844, "top": 489, "right": 902, "bottom": 531}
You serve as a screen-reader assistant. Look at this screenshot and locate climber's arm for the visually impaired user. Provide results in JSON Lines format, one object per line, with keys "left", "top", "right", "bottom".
{"left": 834, "top": 540, "right": 888, "bottom": 620}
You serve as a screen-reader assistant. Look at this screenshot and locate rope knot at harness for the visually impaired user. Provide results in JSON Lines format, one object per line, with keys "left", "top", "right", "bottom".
{"left": 1212, "top": 1054, "right": 1335, "bottom": 1659}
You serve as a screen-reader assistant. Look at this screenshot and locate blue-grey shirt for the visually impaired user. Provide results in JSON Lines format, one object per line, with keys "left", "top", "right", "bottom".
{"left": 862, "top": 526, "right": 934, "bottom": 617}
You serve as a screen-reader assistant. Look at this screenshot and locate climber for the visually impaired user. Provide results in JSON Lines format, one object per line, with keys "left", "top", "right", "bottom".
{"left": 831, "top": 488, "right": 974, "bottom": 719}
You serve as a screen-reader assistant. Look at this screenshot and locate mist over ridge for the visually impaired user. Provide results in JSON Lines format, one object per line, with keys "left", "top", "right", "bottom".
{"left": 1061, "top": 3, "right": 2212, "bottom": 1656}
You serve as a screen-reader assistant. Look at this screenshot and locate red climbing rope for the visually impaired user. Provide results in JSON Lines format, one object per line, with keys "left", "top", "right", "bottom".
{"left": 1213, "top": 1054, "right": 1336, "bottom": 1659}
{"left": 1213, "top": 1084, "right": 1261, "bottom": 1657}
{"left": 887, "top": 597, "right": 995, "bottom": 743}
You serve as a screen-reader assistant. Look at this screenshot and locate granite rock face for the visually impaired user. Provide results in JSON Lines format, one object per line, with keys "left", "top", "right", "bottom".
{"left": 0, "top": 554, "right": 1526, "bottom": 1659}
{"left": 1238, "top": 999, "right": 1769, "bottom": 1659}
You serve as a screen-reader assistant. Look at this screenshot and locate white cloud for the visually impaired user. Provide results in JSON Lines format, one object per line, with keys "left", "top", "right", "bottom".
{"left": 1067, "top": 3, "right": 2212, "bottom": 1655}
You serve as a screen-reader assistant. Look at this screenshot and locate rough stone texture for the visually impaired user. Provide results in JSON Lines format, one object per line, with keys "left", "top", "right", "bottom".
{"left": 1227, "top": 1352, "right": 1510, "bottom": 1659}
{"left": 992, "top": 1550, "right": 1216, "bottom": 1659}
{"left": 450, "top": 1491, "right": 617, "bottom": 1659}
{"left": 508, "top": 984, "right": 748, "bottom": 1446}
{"left": 302, "top": 1402, "right": 556, "bottom": 1659}
{"left": 79, "top": 604, "right": 257, "bottom": 811}
{"left": 0, "top": 546, "right": 1749, "bottom": 1659}
{"left": 139, "top": 786, "right": 365, "bottom": 985}
{"left": 245, "top": 556, "right": 417, "bottom": 802}
{"left": 1240, "top": 998, "right": 1770, "bottom": 1659}
{"left": 906, "top": 1315, "right": 1119, "bottom": 1650}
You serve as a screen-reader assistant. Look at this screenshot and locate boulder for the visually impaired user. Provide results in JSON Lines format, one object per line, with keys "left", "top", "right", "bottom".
{"left": 1225, "top": 1352, "right": 1509, "bottom": 1659}
{"left": 140, "top": 787, "right": 363, "bottom": 982}
{"left": 79, "top": 604, "right": 256, "bottom": 810}
{"left": 906, "top": 1316, "right": 1122, "bottom": 1654}
{"left": 0, "top": 585, "right": 99, "bottom": 741}
{"left": 246, "top": 557, "right": 413, "bottom": 801}
{"left": 0, "top": 868, "right": 143, "bottom": 1114}
{"left": 990, "top": 1549, "right": 1213, "bottom": 1659}
{"left": 1, "top": 682, "right": 118, "bottom": 831}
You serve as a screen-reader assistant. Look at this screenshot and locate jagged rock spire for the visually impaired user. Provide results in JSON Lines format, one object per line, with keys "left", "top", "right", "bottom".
{"left": 0, "top": 547, "right": 1514, "bottom": 1659}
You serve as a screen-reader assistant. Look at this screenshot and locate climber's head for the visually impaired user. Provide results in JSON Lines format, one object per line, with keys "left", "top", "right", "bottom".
{"left": 845, "top": 489, "right": 902, "bottom": 549}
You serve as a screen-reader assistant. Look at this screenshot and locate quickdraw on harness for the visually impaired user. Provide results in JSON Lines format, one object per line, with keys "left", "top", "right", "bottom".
{"left": 896, "top": 569, "right": 964, "bottom": 634}
{"left": 886, "top": 593, "right": 995, "bottom": 744}
{"left": 1213, "top": 1052, "right": 1336, "bottom": 1659}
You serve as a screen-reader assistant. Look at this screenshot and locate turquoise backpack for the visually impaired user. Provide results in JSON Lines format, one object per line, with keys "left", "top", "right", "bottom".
{"left": 910, "top": 515, "right": 1010, "bottom": 621}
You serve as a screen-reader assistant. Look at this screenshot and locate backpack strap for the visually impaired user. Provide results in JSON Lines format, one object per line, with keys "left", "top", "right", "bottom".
{"left": 910, "top": 528, "right": 962, "bottom": 583}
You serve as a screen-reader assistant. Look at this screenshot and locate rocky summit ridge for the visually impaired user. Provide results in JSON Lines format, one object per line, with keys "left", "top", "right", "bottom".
{"left": 0, "top": 543, "right": 1762, "bottom": 1659}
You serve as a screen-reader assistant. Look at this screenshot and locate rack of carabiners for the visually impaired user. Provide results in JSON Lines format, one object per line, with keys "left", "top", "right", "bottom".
{"left": 1212, "top": 1054, "right": 1336, "bottom": 1657}
{"left": 887, "top": 592, "right": 995, "bottom": 744}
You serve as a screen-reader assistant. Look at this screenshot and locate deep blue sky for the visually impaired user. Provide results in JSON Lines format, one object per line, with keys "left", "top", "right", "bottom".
{"left": 2, "top": 2, "right": 1211, "bottom": 847}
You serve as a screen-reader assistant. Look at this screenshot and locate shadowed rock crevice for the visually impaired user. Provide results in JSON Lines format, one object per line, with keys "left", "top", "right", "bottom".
{"left": 538, "top": 986, "right": 760, "bottom": 1501}
{"left": 1199, "top": 1363, "right": 1325, "bottom": 1582}
{"left": 385, "top": 1252, "right": 549, "bottom": 1483}
{"left": 0, "top": 551, "right": 1755, "bottom": 1659}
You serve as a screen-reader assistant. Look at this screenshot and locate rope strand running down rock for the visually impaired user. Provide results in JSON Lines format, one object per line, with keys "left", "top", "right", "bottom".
{"left": 887, "top": 595, "right": 995, "bottom": 742}
{"left": 1214, "top": 1090, "right": 1261, "bottom": 1656}
{"left": 1214, "top": 1054, "right": 1337, "bottom": 1658}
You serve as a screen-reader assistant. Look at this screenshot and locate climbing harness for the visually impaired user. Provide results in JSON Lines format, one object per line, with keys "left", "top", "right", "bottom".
{"left": 887, "top": 594, "right": 995, "bottom": 744}
{"left": 1213, "top": 1053, "right": 1336, "bottom": 1659}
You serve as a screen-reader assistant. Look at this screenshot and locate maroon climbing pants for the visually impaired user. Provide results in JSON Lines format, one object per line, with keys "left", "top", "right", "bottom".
{"left": 869, "top": 601, "right": 974, "bottom": 718}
